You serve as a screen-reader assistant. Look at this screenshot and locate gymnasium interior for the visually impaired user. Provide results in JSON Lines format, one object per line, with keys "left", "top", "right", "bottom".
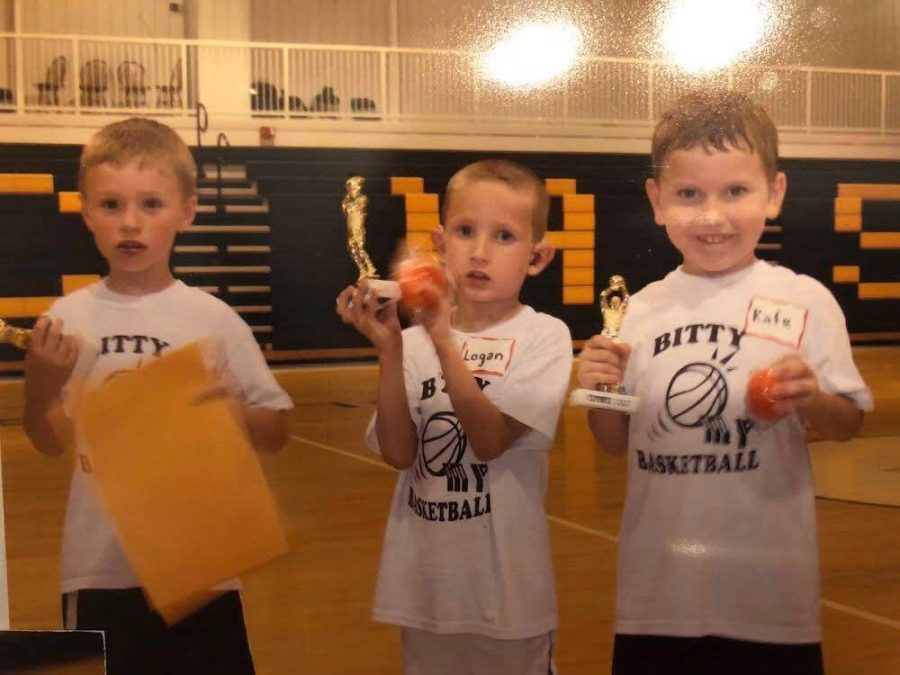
{"left": 0, "top": 1, "right": 896, "bottom": 673}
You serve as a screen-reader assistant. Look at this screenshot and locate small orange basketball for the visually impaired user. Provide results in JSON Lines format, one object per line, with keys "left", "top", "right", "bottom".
{"left": 394, "top": 255, "right": 448, "bottom": 312}
{"left": 746, "top": 368, "right": 781, "bottom": 422}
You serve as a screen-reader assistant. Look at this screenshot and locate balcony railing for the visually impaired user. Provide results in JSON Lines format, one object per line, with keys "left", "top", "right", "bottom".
{"left": 1, "top": 32, "right": 899, "bottom": 135}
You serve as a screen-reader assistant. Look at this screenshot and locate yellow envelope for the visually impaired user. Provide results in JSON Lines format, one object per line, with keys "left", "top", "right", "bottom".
{"left": 74, "top": 342, "right": 288, "bottom": 625}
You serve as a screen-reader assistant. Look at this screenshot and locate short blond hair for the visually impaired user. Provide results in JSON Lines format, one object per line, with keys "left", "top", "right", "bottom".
{"left": 79, "top": 117, "right": 197, "bottom": 198}
{"left": 651, "top": 89, "right": 779, "bottom": 181}
{"left": 442, "top": 159, "right": 550, "bottom": 240}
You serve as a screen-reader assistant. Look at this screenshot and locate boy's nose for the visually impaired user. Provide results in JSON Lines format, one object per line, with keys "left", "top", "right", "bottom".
{"left": 698, "top": 202, "right": 725, "bottom": 227}
{"left": 120, "top": 206, "right": 140, "bottom": 231}
{"left": 470, "top": 235, "right": 490, "bottom": 261}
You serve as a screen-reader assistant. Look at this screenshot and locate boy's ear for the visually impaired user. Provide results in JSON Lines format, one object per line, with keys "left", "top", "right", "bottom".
{"left": 430, "top": 226, "right": 445, "bottom": 254}
{"left": 527, "top": 240, "right": 555, "bottom": 276}
{"left": 645, "top": 178, "right": 664, "bottom": 226}
{"left": 766, "top": 171, "right": 787, "bottom": 220}
{"left": 179, "top": 194, "right": 198, "bottom": 231}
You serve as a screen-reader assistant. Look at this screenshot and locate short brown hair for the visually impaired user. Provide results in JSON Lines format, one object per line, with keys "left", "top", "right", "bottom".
{"left": 79, "top": 117, "right": 197, "bottom": 198}
{"left": 651, "top": 89, "right": 779, "bottom": 180}
{"left": 442, "top": 159, "right": 550, "bottom": 239}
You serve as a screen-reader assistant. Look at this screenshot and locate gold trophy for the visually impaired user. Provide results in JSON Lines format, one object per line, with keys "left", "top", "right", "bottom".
{"left": 569, "top": 275, "right": 640, "bottom": 413}
{"left": 342, "top": 175, "right": 400, "bottom": 299}
{"left": 0, "top": 316, "right": 98, "bottom": 384}
{"left": 0, "top": 318, "right": 31, "bottom": 350}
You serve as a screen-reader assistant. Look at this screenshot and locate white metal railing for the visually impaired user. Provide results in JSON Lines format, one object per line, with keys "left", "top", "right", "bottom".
{"left": 1, "top": 32, "right": 899, "bottom": 134}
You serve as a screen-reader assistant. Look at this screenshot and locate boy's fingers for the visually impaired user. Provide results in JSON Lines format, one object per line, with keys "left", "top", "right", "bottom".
{"left": 30, "top": 316, "right": 51, "bottom": 348}
{"left": 771, "top": 360, "right": 811, "bottom": 385}
{"left": 46, "top": 322, "right": 65, "bottom": 352}
{"left": 579, "top": 360, "right": 624, "bottom": 379}
{"left": 578, "top": 371, "right": 623, "bottom": 390}
{"left": 771, "top": 377, "right": 817, "bottom": 401}
{"left": 586, "top": 334, "right": 611, "bottom": 349}
{"left": 578, "top": 343, "right": 624, "bottom": 365}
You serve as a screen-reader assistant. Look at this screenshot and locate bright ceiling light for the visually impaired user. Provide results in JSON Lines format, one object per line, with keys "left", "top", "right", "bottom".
{"left": 482, "top": 21, "right": 582, "bottom": 88}
{"left": 660, "top": 0, "right": 772, "bottom": 74}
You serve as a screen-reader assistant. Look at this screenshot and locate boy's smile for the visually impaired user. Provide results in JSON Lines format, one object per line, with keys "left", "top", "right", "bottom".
{"left": 646, "top": 144, "right": 786, "bottom": 277}
{"left": 81, "top": 161, "right": 196, "bottom": 295}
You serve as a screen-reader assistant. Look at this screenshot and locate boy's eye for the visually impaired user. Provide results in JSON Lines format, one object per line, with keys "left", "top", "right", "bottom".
{"left": 455, "top": 224, "right": 473, "bottom": 237}
{"left": 677, "top": 188, "right": 698, "bottom": 200}
{"left": 100, "top": 198, "right": 119, "bottom": 210}
{"left": 496, "top": 229, "right": 515, "bottom": 242}
{"left": 727, "top": 185, "right": 748, "bottom": 197}
{"left": 142, "top": 197, "right": 163, "bottom": 209}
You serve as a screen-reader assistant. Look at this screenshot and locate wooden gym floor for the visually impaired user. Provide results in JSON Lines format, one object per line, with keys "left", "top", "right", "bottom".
{"left": 0, "top": 346, "right": 897, "bottom": 674}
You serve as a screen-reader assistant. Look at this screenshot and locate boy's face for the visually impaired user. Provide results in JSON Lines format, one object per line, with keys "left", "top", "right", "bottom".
{"left": 645, "top": 144, "right": 786, "bottom": 277}
{"left": 82, "top": 161, "right": 196, "bottom": 292}
{"left": 435, "top": 179, "right": 552, "bottom": 311}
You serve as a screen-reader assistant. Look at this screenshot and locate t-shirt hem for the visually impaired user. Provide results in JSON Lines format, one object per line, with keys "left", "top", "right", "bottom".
{"left": 373, "top": 609, "right": 557, "bottom": 640}
{"left": 61, "top": 576, "right": 242, "bottom": 594}
{"left": 61, "top": 576, "right": 141, "bottom": 594}
{"left": 614, "top": 618, "right": 821, "bottom": 644}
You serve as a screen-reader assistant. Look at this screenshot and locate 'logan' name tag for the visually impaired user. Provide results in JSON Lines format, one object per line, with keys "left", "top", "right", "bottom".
{"left": 743, "top": 297, "right": 808, "bottom": 348}
{"left": 460, "top": 337, "right": 515, "bottom": 376}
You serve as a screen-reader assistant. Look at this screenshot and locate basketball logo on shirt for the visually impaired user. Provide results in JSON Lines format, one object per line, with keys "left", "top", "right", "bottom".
{"left": 653, "top": 343, "right": 743, "bottom": 446}
{"left": 642, "top": 325, "right": 763, "bottom": 475}
{"left": 665, "top": 362, "right": 729, "bottom": 428}
{"left": 418, "top": 411, "right": 467, "bottom": 479}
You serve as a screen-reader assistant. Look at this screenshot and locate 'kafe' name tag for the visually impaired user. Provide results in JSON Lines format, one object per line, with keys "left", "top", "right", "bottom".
{"left": 743, "top": 297, "right": 809, "bottom": 348}
{"left": 460, "top": 337, "right": 515, "bottom": 376}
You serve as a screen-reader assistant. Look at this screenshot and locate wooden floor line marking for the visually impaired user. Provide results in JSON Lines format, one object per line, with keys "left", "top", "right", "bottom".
{"left": 546, "top": 514, "right": 618, "bottom": 543}
{"left": 820, "top": 600, "right": 900, "bottom": 631}
{"left": 291, "top": 434, "right": 900, "bottom": 632}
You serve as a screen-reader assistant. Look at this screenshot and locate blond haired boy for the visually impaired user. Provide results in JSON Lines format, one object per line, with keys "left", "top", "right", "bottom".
{"left": 24, "top": 118, "right": 291, "bottom": 674}
{"left": 337, "top": 159, "right": 572, "bottom": 674}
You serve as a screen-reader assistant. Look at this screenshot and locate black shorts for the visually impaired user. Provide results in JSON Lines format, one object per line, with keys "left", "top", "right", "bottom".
{"left": 62, "top": 588, "right": 255, "bottom": 675}
{"left": 612, "top": 634, "right": 824, "bottom": 675}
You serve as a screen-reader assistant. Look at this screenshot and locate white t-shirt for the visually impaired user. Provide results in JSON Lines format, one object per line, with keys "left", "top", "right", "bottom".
{"left": 48, "top": 279, "right": 293, "bottom": 594}
{"left": 616, "top": 260, "right": 873, "bottom": 644}
{"left": 366, "top": 306, "right": 572, "bottom": 639}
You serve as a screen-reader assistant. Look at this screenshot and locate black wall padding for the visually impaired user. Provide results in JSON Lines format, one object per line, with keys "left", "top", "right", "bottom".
{"left": 0, "top": 144, "right": 897, "bottom": 364}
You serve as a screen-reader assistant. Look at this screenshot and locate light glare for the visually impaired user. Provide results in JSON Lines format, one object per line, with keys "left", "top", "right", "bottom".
{"left": 660, "top": 0, "right": 772, "bottom": 74}
{"left": 482, "top": 21, "right": 582, "bottom": 88}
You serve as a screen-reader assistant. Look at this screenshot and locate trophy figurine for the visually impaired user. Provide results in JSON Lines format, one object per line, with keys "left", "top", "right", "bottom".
{"left": 0, "top": 316, "right": 98, "bottom": 381}
{"left": 569, "top": 275, "right": 640, "bottom": 413}
{"left": 0, "top": 317, "right": 31, "bottom": 350}
{"left": 342, "top": 175, "right": 400, "bottom": 299}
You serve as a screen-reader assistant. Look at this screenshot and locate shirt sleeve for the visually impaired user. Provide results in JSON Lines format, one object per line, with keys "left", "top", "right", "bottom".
{"left": 220, "top": 314, "right": 293, "bottom": 411}
{"left": 801, "top": 281, "right": 873, "bottom": 411}
{"left": 491, "top": 317, "right": 573, "bottom": 443}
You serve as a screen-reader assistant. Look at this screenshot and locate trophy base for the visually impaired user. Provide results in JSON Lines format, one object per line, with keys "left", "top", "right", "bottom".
{"left": 569, "top": 387, "right": 640, "bottom": 414}
{"left": 363, "top": 279, "right": 401, "bottom": 300}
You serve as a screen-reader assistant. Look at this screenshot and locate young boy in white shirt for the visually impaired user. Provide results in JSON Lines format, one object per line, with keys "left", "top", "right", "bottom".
{"left": 337, "top": 159, "right": 572, "bottom": 674}
{"left": 23, "top": 118, "right": 292, "bottom": 674}
{"left": 577, "top": 89, "right": 872, "bottom": 675}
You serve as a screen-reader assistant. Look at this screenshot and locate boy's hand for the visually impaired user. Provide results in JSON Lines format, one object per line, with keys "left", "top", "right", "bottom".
{"left": 576, "top": 334, "right": 631, "bottom": 390}
{"left": 24, "top": 317, "right": 80, "bottom": 402}
{"left": 411, "top": 281, "right": 454, "bottom": 350}
{"left": 336, "top": 281, "right": 402, "bottom": 353}
{"left": 767, "top": 353, "right": 821, "bottom": 417}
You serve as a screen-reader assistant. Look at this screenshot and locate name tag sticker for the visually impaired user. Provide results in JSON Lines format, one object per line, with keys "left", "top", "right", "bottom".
{"left": 743, "top": 297, "right": 809, "bottom": 348}
{"left": 460, "top": 337, "right": 515, "bottom": 376}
